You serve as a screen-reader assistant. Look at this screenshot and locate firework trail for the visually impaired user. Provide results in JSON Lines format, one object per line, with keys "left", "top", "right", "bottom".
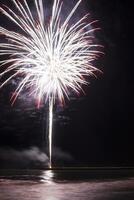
{"left": 0, "top": 0, "right": 101, "bottom": 168}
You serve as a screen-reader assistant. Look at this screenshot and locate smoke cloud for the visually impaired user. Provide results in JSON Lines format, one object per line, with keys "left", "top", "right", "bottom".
{"left": 0, "top": 147, "right": 49, "bottom": 169}
{"left": 52, "top": 147, "right": 74, "bottom": 166}
{"left": 0, "top": 147, "right": 74, "bottom": 168}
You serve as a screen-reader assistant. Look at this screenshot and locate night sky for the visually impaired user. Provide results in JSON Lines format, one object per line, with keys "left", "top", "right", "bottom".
{"left": 0, "top": 0, "right": 133, "bottom": 168}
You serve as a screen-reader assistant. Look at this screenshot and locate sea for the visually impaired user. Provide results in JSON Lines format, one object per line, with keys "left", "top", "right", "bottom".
{"left": 0, "top": 168, "right": 134, "bottom": 200}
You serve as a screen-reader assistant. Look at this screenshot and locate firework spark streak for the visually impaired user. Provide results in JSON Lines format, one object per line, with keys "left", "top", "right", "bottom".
{"left": 0, "top": 0, "right": 101, "bottom": 168}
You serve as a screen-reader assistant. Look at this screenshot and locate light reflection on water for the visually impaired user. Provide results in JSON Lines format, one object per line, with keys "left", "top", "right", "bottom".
{"left": 0, "top": 169, "right": 134, "bottom": 200}
{"left": 40, "top": 170, "right": 54, "bottom": 183}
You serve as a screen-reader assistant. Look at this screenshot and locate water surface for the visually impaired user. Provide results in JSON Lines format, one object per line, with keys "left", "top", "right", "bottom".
{"left": 0, "top": 169, "right": 134, "bottom": 200}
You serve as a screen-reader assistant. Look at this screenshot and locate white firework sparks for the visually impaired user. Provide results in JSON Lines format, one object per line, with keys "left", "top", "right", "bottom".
{"left": 0, "top": 0, "right": 101, "bottom": 168}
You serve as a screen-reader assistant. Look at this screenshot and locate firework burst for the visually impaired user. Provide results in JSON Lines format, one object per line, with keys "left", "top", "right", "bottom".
{"left": 0, "top": 0, "right": 101, "bottom": 168}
